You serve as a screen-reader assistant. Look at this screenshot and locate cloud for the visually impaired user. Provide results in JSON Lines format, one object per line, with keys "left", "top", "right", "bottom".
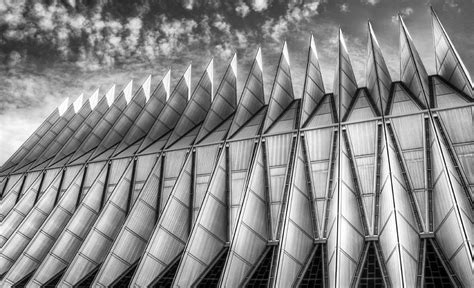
{"left": 362, "top": 0, "right": 380, "bottom": 5}
{"left": 340, "top": 3, "right": 350, "bottom": 13}
{"left": 235, "top": 2, "right": 250, "bottom": 17}
{"left": 251, "top": 0, "right": 270, "bottom": 12}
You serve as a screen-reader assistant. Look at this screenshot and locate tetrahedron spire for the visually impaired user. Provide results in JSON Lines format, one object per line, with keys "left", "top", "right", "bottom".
{"left": 163, "top": 69, "right": 171, "bottom": 100}
{"left": 399, "top": 15, "right": 430, "bottom": 107}
{"left": 207, "top": 58, "right": 214, "bottom": 98}
{"left": 123, "top": 80, "right": 133, "bottom": 104}
{"left": 106, "top": 84, "right": 116, "bottom": 107}
{"left": 195, "top": 54, "right": 237, "bottom": 143}
{"left": 228, "top": 48, "right": 265, "bottom": 138}
{"left": 142, "top": 75, "right": 152, "bottom": 101}
{"left": 300, "top": 34, "right": 325, "bottom": 126}
{"left": 263, "top": 41, "right": 295, "bottom": 132}
{"left": 113, "top": 71, "right": 169, "bottom": 156}
{"left": 89, "top": 89, "right": 100, "bottom": 110}
{"left": 73, "top": 94, "right": 84, "bottom": 113}
{"left": 58, "top": 97, "right": 70, "bottom": 116}
{"left": 166, "top": 60, "right": 213, "bottom": 148}
{"left": 184, "top": 64, "right": 192, "bottom": 100}
{"left": 256, "top": 46, "right": 263, "bottom": 71}
{"left": 367, "top": 21, "right": 392, "bottom": 114}
{"left": 138, "top": 66, "right": 191, "bottom": 152}
{"left": 431, "top": 7, "right": 473, "bottom": 99}
{"left": 231, "top": 53, "right": 237, "bottom": 76}
{"left": 334, "top": 29, "right": 357, "bottom": 121}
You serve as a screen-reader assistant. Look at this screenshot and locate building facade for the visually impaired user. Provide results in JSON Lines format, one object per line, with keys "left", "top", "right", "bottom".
{"left": 0, "top": 9, "right": 472, "bottom": 287}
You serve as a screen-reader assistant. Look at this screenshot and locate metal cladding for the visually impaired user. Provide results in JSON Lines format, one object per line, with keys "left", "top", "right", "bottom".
{"left": 0, "top": 10, "right": 473, "bottom": 287}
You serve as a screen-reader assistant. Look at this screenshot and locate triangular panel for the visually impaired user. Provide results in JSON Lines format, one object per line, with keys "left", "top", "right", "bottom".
{"left": 131, "top": 155, "right": 193, "bottom": 287}
{"left": 334, "top": 30, "right": 358, "bottom": 122}
{"left": 228, "top": 48, "right": 265, "bottom": 138}
{"left": 139, "top": 66, "right": 191, "bottom": 152}
{"left": 196, "top": 55, "right": 237, "bottom": 143}
{"left": 432, "top": 8, "right": 473, "bottom": 100}
{"left": 301, "top": 35, "right": 326, "bottom": 127}
{"left": 367, "top": 22, "right": 392, "bottom": 114}
{"left": 263, "top": 42, "right": 295, "bottom": 132}
{"left": 399, "top": 16, "right": 430, "bottom": 107}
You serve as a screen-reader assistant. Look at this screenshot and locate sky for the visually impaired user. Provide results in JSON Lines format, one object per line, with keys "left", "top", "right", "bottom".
{"left": 0, "top": 0, "right": 473, "bottom": 166}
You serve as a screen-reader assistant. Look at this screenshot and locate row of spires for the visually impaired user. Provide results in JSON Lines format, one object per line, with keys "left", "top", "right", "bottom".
{"left": 1, "top": 8, "right": 472, "bottom": 175}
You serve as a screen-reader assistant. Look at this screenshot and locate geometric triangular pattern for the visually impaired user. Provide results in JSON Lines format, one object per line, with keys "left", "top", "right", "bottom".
{"left": 90, "top": 81, "right": 148, "bottom": 160}
{"left": 274, "top": 138, "right": 317, "bottom": 287}
{"left": 399, "top": 16, "right": 430, "bottom": 108}
{"left": 1, "top": 14, "right": 474, "bottom": 287}
{"left": 299, "top": 245, "right": 325, "bottom": 287}
{"left": 300, "top": 35, "right": 326, "bottom": 127}
{"left": 113, "top": 73, "right": 168, "bottom": 156}
{"left": 344, "top": 88, "right": 380, "bottom": 121}
{"left": 28, "top": 164, "right": 109, "bottom": 286}
{"left": 59, "top": 161, "right": 134, "bottom": 286}
{"left": 244, "top": 246, "right": 275, "bottom": 287}
{"left": 138, "top": 66, "right": 191, "bottom": 152}
{"left": 49, "top": 90, "right": 110, "bottom": 166}
{"left": 263, "top": 42, "right": 295, "bottom": 132}
{"left": 12, "top": 99, "right": 79, "bottom": 173}
{"left": 0, "top": 107, "right": 60, "bottom": 174}
{"left": 0, "top": 163, "right": 105, "bottom": 286}
{"left": 228, "top": 48, "right": 265, "bottom": 138}
{"left": 166, "top": 61, "right": 213, "bottom": 148}
{"left": 131, "top": 155, "right": 193, "bottom": 287}
{"left": 429, "top": 118, "right": 472, "bottom": 287}
{"left": 357, "top": 242, "right": 385, "bottom": 287}
{"left": 344, "top": 121, "right": 378, "bottom": 235}
{"left": 431, "top": 8, "right": 473, "bottom": 101}
{"left": 194, "top": 248, "right": 229, "bottom": 287}
{"left": 387, "top": 82, "right": 423, "bottom": 116}
{"left": 304, "top": 94, "right": 336, "bottom": 127}
{"left": 423, "top": 239, "right": 456, "bottom": 287}
{"left": 431, "top": 76, "right": 471, "bottom": 109}
{"left": 93, "top": 157, "right": 161, "bottom": 287}
{"left": 334, "top": 29, "right": 358, "bottom": 122}
{"left": 195, "top": 55, "right": 237, "bottom": 144}
{"left": 367, "top": 22, "right": 392, "bottom": 114}
{"left": 220, "top": 144, "right": 270, "bottom": 287}
{"left": 174, "top": 149, "right": 228, "bottom": 287}
{"left": 27, "top": 96, "right": 94, "bottom": 170}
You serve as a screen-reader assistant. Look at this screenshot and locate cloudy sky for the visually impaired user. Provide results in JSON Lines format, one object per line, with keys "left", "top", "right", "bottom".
{"left": 0, "top": 0, "right": 473, "bottom": 165}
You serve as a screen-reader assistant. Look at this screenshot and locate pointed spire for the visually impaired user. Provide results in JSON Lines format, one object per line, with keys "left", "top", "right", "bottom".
{"left": 142, "top": 75, "right": 152, "bottom": 101}
{"left": 58, "top": 97, "right": 70, "bottom": 116}
{"left": 300, "top": 34, "right": 326, "bottom": 126}
{"left": 228, "top": 47, "right": 265, "bottom": 138}
{"left": 282, "top": 41, "right": 290, "bottom": 66}
{"left": 184, "top": 64, "right": 192, "bottom": 100}
{"left": 367, "top": 21, "right": 392, "bottom": 114}
{"left": 334, "top": 28, "right": 358, "bottom": 121}
{"left": 263, "top": 41, "right": 295, "bottom": 132}
{"left": 163, "top": 69, "right": 171, "bottom": 100}
{"left": 231, "top": 53, "right": 237, "bottom": 76}
{"left": 195, "top": 54, "right": 238, "bottom": 143}
{"left": 165, "top": 60, "right": 213, "bottom": 147}
{"left": 399, "top": 15, "right": 430, "bottom": 107}
{"left": 138, "top": 66, "right": 191, "bottom": 152}
{"left": 89, "top": 89, "right": 100, "bottom": 110}
{"left": 256, "top": 47, "right": 263, "bottom": 71}
{"left": 123, "top": 80, "right": 133, "bottom": 104}
{"left": 73, "top": 94, "right": 84, "bottom": 113}
{"left": 431, "top": 7, "right": 473, "bottom": 99}
{"left": 206, "top": 58, "right": 214, "bottom": 99}
{"left": 106, "top": 84, "right": 116, "bottom": 107}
